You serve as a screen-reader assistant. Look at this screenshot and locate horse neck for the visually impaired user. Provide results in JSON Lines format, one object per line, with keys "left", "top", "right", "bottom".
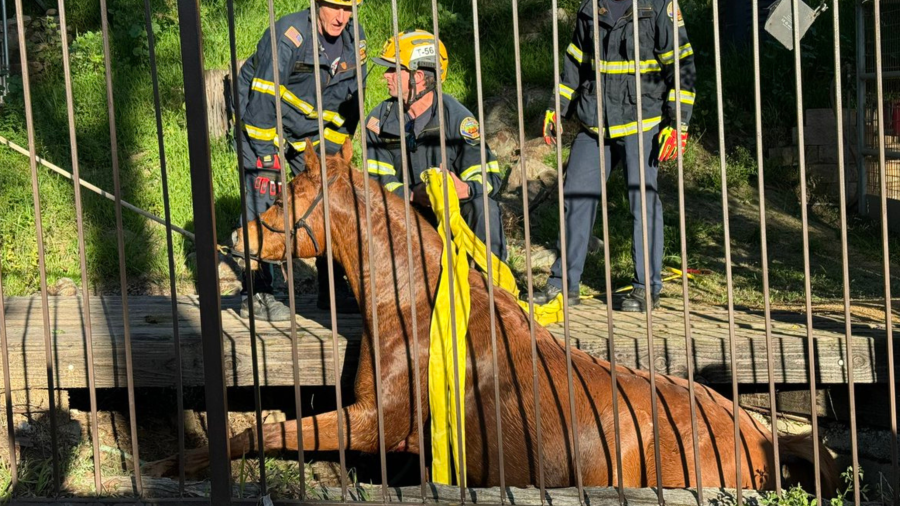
{"left": 328, "top": 174, "right": 443, "bottom": 334}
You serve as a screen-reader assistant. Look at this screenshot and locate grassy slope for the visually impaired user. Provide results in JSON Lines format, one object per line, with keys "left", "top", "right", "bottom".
{"left": 0, "top": 0, "right": 896, "bottom": 308}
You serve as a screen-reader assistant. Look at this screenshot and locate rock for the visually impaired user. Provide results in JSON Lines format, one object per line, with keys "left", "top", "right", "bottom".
{"left": 52, "top": 277, "right": 78, "bottom": 296}
{"left": 506, "top": 157, "right": 553, "bottom": 193}
{"left": 45, "top": 9, "right": 57, "bottom": 15}
{"left": 488, "top": 129, "right": 518, "bottom": 161}
{"left": 528, "top": 245, "right": 558, "bottom": 270}
{"left": 588, "top": 236, "right": 604, "bottom": 255}
{"left": 537, "top": 169, "right": 559, "bottom": 188}
{"left": 27, "top": 61, "right": 43, "bottom": 73}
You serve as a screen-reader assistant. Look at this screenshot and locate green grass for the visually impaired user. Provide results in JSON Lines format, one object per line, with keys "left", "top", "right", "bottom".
{"left": 0, "top": 0, "right": 892, "bottom": 309}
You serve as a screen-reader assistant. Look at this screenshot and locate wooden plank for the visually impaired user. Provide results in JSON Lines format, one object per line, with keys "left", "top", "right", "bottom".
{"left": 0, "top": 295, "right": 894, "bottom": 389}
{"left": 0, "top": 296, "right": 361, "bottom": 389}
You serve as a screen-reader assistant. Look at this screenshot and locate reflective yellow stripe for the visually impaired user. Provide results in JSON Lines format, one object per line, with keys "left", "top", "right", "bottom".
{"left": 385, "top": 181, "right": 404, "bottom": 192}
{"left": 668, "top": 89, "right": 696, "bottom": 105}
{"left": 245, "top": 124, "right": 277, "bottom": 141}
{"left": 559, "top": 84, "right": 575, "bottom": 100}
{"left": 585, "top": 116, "right": 663, "bottom": 138}
{"left": 607, "top": 116, "right": 662, "bottom": 138}
{"left": 323, "top": 128, "right": 349, "bottom": 145}
{"left": 251, "top": 78, "right": 346, "bottom": 127}
{"left": 250, "top": 78, "right": 277, "bottom": 95}
{"left": 658, "top": 43, "right": 694, "bottom": 65}
{"left": 460, "top": 165, "right": 481, "bottom": 181}
{"left": 566, "top": 43, "right": 584, "bottom": 64}
{"left": 461, "top": 161, "right": 501, "bottom": 181}
{"left": 286, "top": 128, "right": 348, "bottom": 151}
{"left": 288, "top": 139, "right": 320, "bottom": 152}
{"left": 593, "top": 59, "right": 661, "bottom": 74}
{"left": 465, "top": 174, "right": 493, "bottom": 194}
{"left": 367, "top": 159, "right": 396, "bottom": 176}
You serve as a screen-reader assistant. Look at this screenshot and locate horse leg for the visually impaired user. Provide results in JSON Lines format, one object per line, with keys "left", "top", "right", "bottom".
{"left": 143, "top": 404, "right": 381, "bottom": 478}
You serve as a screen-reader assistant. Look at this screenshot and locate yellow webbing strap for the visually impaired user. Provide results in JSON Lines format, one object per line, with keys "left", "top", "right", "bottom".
{"left": 424, "top": 169, "right": 470, "bottom": 486}
{"left": 424, "top": 168, "right": 570, "bottom": 484}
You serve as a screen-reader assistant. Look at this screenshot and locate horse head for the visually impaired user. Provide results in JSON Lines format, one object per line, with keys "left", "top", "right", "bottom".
{"left": 230, "top": 138, "right": 354, "bottom": 268}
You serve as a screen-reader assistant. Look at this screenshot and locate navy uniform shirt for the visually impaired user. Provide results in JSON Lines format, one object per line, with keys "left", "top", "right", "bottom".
{"left": 237, "top": 9, "right": 367, "bottom": 169}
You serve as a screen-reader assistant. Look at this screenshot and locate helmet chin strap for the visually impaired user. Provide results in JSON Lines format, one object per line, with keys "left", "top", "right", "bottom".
{"left": 404, "top": 67, "right": 436, "bottom": 107}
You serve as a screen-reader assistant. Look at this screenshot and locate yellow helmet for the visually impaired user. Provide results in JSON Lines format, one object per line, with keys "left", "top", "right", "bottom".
{"left": 317, "top": 0, "right": 363, "bottom": 6}
{"left": 373, "top": 30, "right": 448, "bottom": 82}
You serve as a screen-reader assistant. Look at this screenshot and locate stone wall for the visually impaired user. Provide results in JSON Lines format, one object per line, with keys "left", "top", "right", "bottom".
{"left": 768, "top": 108, "right": 859, "bottom": 205}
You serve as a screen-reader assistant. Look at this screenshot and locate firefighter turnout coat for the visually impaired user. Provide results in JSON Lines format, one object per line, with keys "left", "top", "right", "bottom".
{"left": 555, "top": 0, "right": 696, "bottom": 138}
{"left": 365, "top": 94, "right": 502, "bottom": 201}
{"left": 237, "top": 9, "right": 367, "bottom": 169}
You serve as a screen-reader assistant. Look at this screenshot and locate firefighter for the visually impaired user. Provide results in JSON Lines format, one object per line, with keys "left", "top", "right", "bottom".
{"left": 535, "top": 0, "right": 696, "bottom": 312}
{"left": 365, "top": 30, "right": 507, "bottom": 260}
{"left": 235, "top": 0, "right": 367, "bottom": 320}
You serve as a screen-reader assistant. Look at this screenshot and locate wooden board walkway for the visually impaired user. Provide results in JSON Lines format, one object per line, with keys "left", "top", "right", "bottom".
{"left": 0, "top": 294, "right": 892, "bottom": 391}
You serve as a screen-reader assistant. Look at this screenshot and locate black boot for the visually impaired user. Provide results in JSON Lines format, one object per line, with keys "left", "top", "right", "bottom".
{"left": 528, "top": 283, "right": 580, "bottom": 306}
{"left": 241, "top": 292, "right": 293, "bottom": 321}
{"left": 619, "top": 287, "right": 660, "bottom": 313}
{"left": 316, "top": 257, "right": 359, "bottom": 314}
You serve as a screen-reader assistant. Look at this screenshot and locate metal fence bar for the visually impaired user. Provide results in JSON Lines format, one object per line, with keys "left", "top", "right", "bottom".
{"left": 469, "top": 0, "right": 507, "bottom": 498}
{"left": 857, "top": 0, "right": 867, "bottom": 216}
{"left": 628, "top": 0, "right": 664, "bottom": 501}
{"left": 143, "top": 0, "right": 187, "bottom": 494}
{"left": 0, "top": 261, "right": 17, "bottom": 492}
{"left": 831, "top": 0, "right": 860, "bottom": 503}
{"left": 13, "top": 0, "right": 60, "bottom": 494}
{"left": 306, "top": 1, "right": 350, "bottom": 497}
{"left": 261, "top": 0, "right": 308, "bottom": 497}
{"left": 586, "top": 0, "right": 624, "bottom": 502}
{"left": 508, "top": 0, "right": 546, "bottom": 500}
{"left": 386, "top": 1, "right": 430, "bottom": 496}
{"left": 872, "top": 0, "right": 900, "bottom": 501}
{"left": 348, "top": 0, "right": 391, "bottom": 498}
{"left": 225, "top": 0, "right": 268, "bottom": 496}
{"left": 549, "top": 2, "right": 585, "bottom": 502}
{"left": 57, "top": 0, "right": 103, "bottom": 495}
{"left": 98, "top": 0, "right": 143, "bottom": 493}
{"left": 427, "top": 2, "right": 467, "bottom": 497}
{"left": 789, "top": 0, "right": 823, "bottom": 499}
{"left": 750, "top": 0, "right": 780, "bottom": 495}
{"left": 710, "top": 0, "right": 742, "bottom": 500}
{"left": 175, "top": 0, "right": 232, "bottom": 502}
{"left": 671, "top": 0, "right": 702, "bottom": 499}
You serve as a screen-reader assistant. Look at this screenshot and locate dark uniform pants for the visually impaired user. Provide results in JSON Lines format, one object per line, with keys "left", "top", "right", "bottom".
{"left": 548, "top": 127, "right": 663, "bottom": 294}
{"left": 461, "top": 197, "right": 507, "bottom": 262}
{"left": 239, "top": 151, "right": 345, "bottom": 295}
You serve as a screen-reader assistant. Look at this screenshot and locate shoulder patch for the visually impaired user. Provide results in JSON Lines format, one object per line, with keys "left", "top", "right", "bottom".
{"left": 666, "top": 1, "right": 685, "bottom": 26}
{"left": 359, "top": 40, "right": 368, "bottom": 64}
{"left": 285, "top": 26, "right": 304, "bottom": 48}
{"left": 367, "top": 116, "right": 381, "bottom": 135}
{"left": 460, "top": 116, "right": 481, "bottom": 146}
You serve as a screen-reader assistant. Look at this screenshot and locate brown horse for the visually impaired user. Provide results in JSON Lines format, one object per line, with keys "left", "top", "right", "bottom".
{"left": 145, "top": 140, "right": 837, "bottom": 494}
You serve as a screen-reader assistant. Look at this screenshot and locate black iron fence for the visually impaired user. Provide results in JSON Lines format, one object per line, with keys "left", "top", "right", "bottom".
{"left": 0, "top": 0, "right": 895, "bottom": 504}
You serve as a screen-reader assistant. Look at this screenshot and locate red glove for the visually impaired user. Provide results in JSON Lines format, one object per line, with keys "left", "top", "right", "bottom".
{"left": 658, "top": 126, "right": 688, "bottom": 162}
{"left": 256, "top": 154, "right": 281, "bottom": 170}
{"left": 543, "top": 110, "right": 559, "bottom": 145}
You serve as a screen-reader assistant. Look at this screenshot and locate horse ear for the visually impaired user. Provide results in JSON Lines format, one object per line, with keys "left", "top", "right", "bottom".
{"left": 303, "top": 138, "right": 320, "bottom": 176}
{"left": 341, "top": 138, "right": 353, "bottom": 165}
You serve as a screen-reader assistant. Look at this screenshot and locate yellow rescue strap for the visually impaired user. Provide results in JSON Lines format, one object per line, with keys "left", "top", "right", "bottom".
{"left": 424, "top": 169, "right": 470, "bottom": 486}
{"left": 423, "top": 168, "right": 571, "bottom": 484}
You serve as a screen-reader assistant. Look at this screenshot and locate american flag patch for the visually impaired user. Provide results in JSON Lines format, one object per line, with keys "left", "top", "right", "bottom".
{"left": 285, "top": 26, "right": 303, "bottom": 48}
{"left": 367, "top": 117, "right": 381, "bottom": 134}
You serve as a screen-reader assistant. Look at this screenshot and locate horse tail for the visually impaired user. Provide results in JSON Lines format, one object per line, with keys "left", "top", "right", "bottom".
{"left": 778, "top": 432, "right": 839, "bottom": 498}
